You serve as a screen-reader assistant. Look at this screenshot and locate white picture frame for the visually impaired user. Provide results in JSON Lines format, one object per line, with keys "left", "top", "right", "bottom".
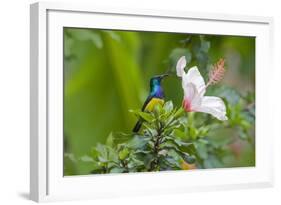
{"left": 30, "top": 1, "right": 274, "bottom": 202}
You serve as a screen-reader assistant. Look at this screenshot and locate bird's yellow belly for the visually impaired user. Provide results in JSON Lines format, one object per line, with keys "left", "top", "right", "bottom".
{"left": 144, "top": 98, "right": 164, "bottom": 112}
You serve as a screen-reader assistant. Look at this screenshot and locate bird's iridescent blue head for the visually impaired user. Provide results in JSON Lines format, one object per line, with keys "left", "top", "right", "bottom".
{"left": 150, "top": 73, "right": 169, "bottom": 88}
{"left": 149, "top": 74, "right": 169, "bottom": 97}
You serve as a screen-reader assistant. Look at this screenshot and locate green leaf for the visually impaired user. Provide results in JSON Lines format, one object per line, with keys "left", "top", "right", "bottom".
{"left": 173, "top": 129, "right": 186, "bottom": 139}
{"left": 160, "top": 140, "right": 181, "bottom": 152}
{"left": 163, "top": 157, "right": 179, "bottom": 169}
{"left": 174, "top": 139, "right": 193, "bottom": 148}
{"left": 188, "top": 126, "right": 198, "bottom": 140}
{"left": 184, "top": 143, "right": 197, "bottom": 156}
{"left": 97, "top": 156, "right": 107, "bottom": 163}
{"left": 173, "top": 107, "right": 185, "bottom": 119}
{"left": 127, "top": 135, "right": 149, "bottom": 149}
{"left": 106, "top": 132, "right": 114, "bottom": 147}
{"left": 129, "top": 109, "right": 140, "bottom": 114}
{"left": 108, "top": 147, "right": 119, "bottom": 162}
{"left": 153, "top": 103, "right": 164, "bottom": 116}
{"left": 119, "top": 148, "right": 130, "bottom": 160}
{"left": 166, "top": 149, "right": 183, "bottom": 168}
{"left": 197, "top": 126, "right": 210, "bottom": 137}
{"left": 163, "top": 101, "right": 173, "bottom": 113}
{"left": 138, "top": 112, "right": 154, "bottom": 122}
{"left": 92, "top": 143, "right": 118, "bottom": 164}
{"left": 80, "top": 155, "right": 94, "bottom": 162}
{"left": 95, "top": 144, "right": 108, "bottom": 160}
{"left": 158, "top": 149, "right": 168, "bottom": 156}
{"left": 110, "top": 167, "right": 125, "bottom": 173}
{"left": 142, "top": 123, "right": 158, "bottom": 136}
{"left": 130, "top": 109, "right": 155, "bottom": 122}
{"left": 127, "top": 157, "right": 144, "bottom": 169}
{"left": 183, "top": 155, "right": 196, "bottom": 164}
{"left": 194, "top": 140, "right": 208, "bottom": 160}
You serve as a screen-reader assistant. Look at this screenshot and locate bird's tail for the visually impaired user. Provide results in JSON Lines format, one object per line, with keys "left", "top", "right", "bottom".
{"left": 133, "top": 120, "right": 143, "bottom": 133}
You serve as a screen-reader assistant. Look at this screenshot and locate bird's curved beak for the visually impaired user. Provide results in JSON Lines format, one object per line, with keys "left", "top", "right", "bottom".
{"left": 159, "top": 73, "right": 169, "bottom": 80}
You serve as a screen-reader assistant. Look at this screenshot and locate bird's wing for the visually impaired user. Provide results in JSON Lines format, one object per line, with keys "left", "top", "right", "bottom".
{"left": 142, "top": 96, "right": 165, "bottom": 112}
{"left": 141, "top": 95, "right": 154, "bottom": 111}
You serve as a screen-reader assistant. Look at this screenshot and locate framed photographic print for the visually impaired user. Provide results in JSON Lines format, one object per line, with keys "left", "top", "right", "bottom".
{"left": 30, "top": 2, "right": 274, "bottom": 202}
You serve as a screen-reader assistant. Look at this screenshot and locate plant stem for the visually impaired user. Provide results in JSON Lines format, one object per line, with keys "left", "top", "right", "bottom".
{"left": 120, "top": 160, "right": 129, "bottom": 173}
{"left": 149, "top": 126, "right": 164, "bottom": 171}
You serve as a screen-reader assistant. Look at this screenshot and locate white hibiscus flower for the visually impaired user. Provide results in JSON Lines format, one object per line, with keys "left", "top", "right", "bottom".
{"left": 176, "top": 56, "right": 228, "bottom": 121}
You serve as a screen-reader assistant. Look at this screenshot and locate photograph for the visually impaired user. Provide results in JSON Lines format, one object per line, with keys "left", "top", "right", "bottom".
{"left": 63, "top": 27, "right": 255, "bottom": 176}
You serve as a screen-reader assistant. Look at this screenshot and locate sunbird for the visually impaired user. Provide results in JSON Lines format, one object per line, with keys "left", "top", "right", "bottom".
{"left": 133, "top": 73, "right": 169, "bottom": 132}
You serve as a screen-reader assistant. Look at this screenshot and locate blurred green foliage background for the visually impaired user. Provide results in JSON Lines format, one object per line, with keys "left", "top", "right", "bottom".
{"left": 63, "top": 27, "right": 255, "bottom": 175}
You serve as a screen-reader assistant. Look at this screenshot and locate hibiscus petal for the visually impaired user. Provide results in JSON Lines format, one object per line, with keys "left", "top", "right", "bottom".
{"left": 176, "top": 56, "right": 186, "bottom": 77}
{"left": 195, "top": 96, "right": 228, "bottom": 121}
{"left": 184, "top": 66, "right": 206, "bottom": 96}
{"left": 183, "top": 83, "right": 202, "bottom": 111}
{"left": 183, "top": 83, "right": 196, "bottom": 101}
